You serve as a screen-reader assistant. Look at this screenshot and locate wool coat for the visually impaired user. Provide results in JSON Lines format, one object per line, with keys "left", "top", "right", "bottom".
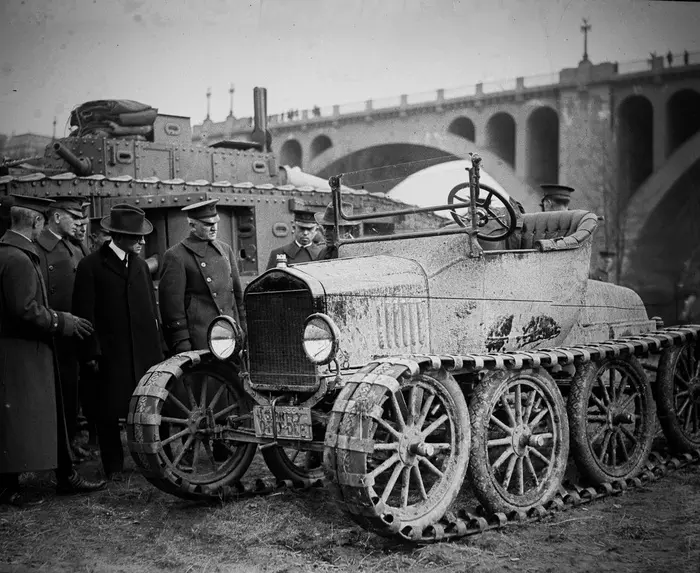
{"left": 72, "top": 243, "right": 164, "bottom": 421}
{"left": 265, "top": 241, "right": 322, "bottom": 270}
{"left": 35, "top": 228, "right": 86, "bottom": 433}
{"left": 0, "top": 230, "right": 74, "bottom": 472}
{"left": 159, "top": 236, "right": 246, "bottom": 351}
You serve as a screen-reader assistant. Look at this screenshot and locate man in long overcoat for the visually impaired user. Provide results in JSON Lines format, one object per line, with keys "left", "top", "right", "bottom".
{"left": 35, "top": 197, "right": 88, "bottom": 458}
{"left": 72, "top": 204, "right": 164, "bottom": 478}
{"left": 159, "top": 199, "right": 246, "bottom": 353}
{"left": 265, "top": 208, "right": 322, "bottom": 270}
{"left": 0, "top": 195, "right": 104, "bottom": 505}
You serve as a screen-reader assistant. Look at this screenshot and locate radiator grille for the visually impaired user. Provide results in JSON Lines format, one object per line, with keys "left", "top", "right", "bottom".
{"left": 247, "top": 286, "right": 317, "bottom": 391}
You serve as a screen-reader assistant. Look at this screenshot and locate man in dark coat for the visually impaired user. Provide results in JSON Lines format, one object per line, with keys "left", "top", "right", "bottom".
{"left": 73, "top": 204, "right": 164, "bottom": 479}
{"left": 265, "top": 208, "right": 322, "bottom": 270}
{"left": 35, "top": 197, "right": 89, "bottom": 459}
{"left": 0, "top": 195, "right": 105, "bottom": 505}
{"left": 315, "top": 201, "right": 357, "bottom": 260}
{"left": 159, "top": 199, "right": 246, "bottom": 353}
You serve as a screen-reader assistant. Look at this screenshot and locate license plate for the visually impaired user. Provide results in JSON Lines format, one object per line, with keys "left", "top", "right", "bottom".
{"left": 253, "top": 405, "right": 313, "bottom": 441}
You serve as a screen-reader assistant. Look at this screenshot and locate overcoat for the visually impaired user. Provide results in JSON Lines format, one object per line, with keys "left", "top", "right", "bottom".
{"left": 266, "top": 241, "right": 322, "bottom": 270}
{"left": 159, "top": 236, "right": 246, "bottom": 351}
{"left": 0, "top": 230, "right": 73, "bottom": 472}
{"left": 72, "top": 243, "right": 164, "bottom": 421}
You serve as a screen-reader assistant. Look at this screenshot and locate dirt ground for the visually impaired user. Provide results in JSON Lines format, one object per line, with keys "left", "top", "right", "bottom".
{"left": 1, "top": 438, "right": 700, "bottom": 573}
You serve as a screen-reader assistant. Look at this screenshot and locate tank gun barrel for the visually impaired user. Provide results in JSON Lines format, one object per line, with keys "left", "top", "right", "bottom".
{"left": 53, "top": 141, "right": 92, "bottom": 176}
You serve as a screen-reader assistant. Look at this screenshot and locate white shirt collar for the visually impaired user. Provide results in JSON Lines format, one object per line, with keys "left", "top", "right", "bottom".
{"left": 49, "top": 228, "right": 63, "bottom": 240}
{"left": 108, "top": 240, "right": 127, "bottom": 262}
{"left": 9, "top": 229, "right": 32, "bottom": 242}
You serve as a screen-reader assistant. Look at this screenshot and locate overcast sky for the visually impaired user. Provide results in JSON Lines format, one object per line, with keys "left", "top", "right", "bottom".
{"left": 1, "top": 0, "right": 699, "bottom": 137}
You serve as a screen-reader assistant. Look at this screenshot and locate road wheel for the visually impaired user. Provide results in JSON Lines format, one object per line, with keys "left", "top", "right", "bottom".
{"left": 657, "top": 343, "right": 700, "bottom": 452}
{"left": 469, "top": 368, "right": 569, "bottom": 514}
{"left": 568, "top": 357, "right": 654, "bottom": 484}
{"left": 325, "top": 367, "right": 470, "bottom": 539}
{"left": 128, "top": 353, "right": 257, "bottom": 500}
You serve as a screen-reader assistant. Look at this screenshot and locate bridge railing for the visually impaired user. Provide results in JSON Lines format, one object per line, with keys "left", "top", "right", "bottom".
{"left": 261, "top": 50, "right": 700, "bottom": 127}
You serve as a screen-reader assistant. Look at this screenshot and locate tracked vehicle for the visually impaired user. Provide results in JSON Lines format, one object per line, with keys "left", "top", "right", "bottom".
{"left": 127, "top": 154, "right": 700, "bottom": 541}
{"left": 0, "top": 88, "right": 428, "bottom": 277}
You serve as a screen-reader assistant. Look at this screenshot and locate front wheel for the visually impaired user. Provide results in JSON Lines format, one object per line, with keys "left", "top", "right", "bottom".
{"left": 325, "top": 366, "right": 470, "bottom": 539}
{"left": 469, "top": 368, "right": 569, "bottom": 514}
{"left": 128, "top": 352, "right": 257, "bottom": 500}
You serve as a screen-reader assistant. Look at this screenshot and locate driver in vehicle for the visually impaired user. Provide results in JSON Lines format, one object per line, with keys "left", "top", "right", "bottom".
{"left": 540, "top": 184, "right": 574, "bottom": 211}
{"left": 315, "top": 201, "right": 359, "bottom": 260}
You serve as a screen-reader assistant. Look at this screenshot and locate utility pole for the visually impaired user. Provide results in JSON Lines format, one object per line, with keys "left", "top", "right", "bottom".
{"left": 206, "top": 87, "right": 212, "bottom": 120}
{"left": 52, "top": 116, "right": 57, "bottom": 141}
{"left": 581, "top": 18, "right": 591, "bottom": 62}
{"left": 228, "top": 83, "right": 235, "bottom": 118}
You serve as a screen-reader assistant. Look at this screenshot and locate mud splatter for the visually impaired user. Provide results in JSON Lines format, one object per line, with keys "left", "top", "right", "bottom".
{"left": 486, "top": 315, "right": 514, "bottom": 351}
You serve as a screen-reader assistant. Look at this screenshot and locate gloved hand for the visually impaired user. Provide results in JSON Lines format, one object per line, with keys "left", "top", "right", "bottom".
{"left": 173, "top": 339, "right": 192, "bottom": 354}
{"left": 72, "top": 316, "right": 94, "bottom": 340}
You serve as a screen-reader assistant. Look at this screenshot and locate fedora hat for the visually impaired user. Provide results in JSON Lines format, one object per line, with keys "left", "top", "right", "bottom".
{"left": 101, "top": 204, "right": 153, "bottom": 235}
{"left": 315, "top": 201, "right": 355, "bottom": 226}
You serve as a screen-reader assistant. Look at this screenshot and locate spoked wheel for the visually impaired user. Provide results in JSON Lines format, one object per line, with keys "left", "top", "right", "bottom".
{"left": 128, "top": 353, "right": 257, "bottom": 500}
{"left": 325, "top": 367, "right": 470, "bottom": 540}
{"left": 568, "top": 357, "right": 655, "bottom": 484}
{"left": 657, "top": 343, "right": 700, "bottom": 452}
{"left": 469, "top": 368, "right": 569, "bottom": 514}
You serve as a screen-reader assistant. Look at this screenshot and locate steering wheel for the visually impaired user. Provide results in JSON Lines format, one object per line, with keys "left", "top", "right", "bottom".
{"left": 447, "top": 182, "right": 518, "bottom": 242}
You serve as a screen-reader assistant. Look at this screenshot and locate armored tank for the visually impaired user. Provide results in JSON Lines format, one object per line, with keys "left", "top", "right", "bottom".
{"left": 0, "top": 88, "right": 437, "bottom": 278}
{"left": 127, "top": 155, "right": 700, "bottom": 542}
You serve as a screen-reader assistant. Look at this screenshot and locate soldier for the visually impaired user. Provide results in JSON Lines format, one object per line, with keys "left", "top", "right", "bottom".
{"left": 72, "top": 204, "right": 164, "bottom": 479}
{"left": 540, "top": 184, "right": 574, "bottom": 212}
{"left": 315, "top": 201, "right": 357, "bottom": 260}
{"left": 1, "top": 195, "right": 104, "bottom": 505}
{"left": 35, "top": 197, "right": 90, "bottom": 461}
{"left": 159, "top": 198, "right": 246, "bottom": 353}
{"left": 590, "top": 250, "right": 616, "bottom": 283}
{"left": 266, "top": 207, "right": 322, "bottom": 269}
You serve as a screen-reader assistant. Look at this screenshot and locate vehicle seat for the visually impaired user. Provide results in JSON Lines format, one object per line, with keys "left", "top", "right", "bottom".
{"left": 508, "top": 210, "right": 599, "bottom": 251}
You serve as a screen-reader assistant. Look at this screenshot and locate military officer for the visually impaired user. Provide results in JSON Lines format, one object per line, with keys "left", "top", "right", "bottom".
{"left": 540, "top": 184, "right": 574, "bottom": 212}
{"left": 35, "top": 197, "right": 89, "bottom": 458}
{"left": 1, "top": 195, "right": 104, "bottom": 505}
{"left": 315, "top": 201, "right": 358, "bottom": 260}
{"left": 159, "top": 198, "right": 246, "bottom": 353}
{"left": 266, "top": 207, "right": 322, "bottom": 269}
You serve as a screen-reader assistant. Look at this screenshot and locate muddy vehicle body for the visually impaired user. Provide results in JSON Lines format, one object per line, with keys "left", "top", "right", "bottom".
{"left": 127, "top": 156, "right": 700, "bottom": 541}
{"left": 0, "top": 88, "right": 428, "bottom": 280}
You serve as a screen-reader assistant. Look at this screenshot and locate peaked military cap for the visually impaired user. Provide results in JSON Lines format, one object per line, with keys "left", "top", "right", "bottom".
{"left": 182, "top": 198, "right": 220, "bottom": 223}
{"left": 293, "top": 208, "right": 318, "bottom": 228}
{"left": 52, "top": 196, "right": 87, "bottom": 218}
{"left": 9, "top": 194, "right": 55, "bottom": 215}
{"left": 540, "top": 184, "right": 575, "bottom": 201}
{"left": 101, "top": 203, "right": 153, "bottom": 235}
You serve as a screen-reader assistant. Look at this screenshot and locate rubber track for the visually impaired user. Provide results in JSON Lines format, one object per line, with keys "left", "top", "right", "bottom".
{"left": 325, "top": 326, "right": 700, "bottom": 542}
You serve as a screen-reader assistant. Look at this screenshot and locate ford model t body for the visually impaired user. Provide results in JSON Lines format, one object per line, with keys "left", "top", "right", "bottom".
{"left": 128, "top": 157, "right": 700, "bottom": 541}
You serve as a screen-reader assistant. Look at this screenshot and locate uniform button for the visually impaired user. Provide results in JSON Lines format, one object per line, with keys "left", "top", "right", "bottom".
{"left": 50, "top": 287, "right": 56, "bottom": 294}
{"left": 212, "top": 293, "right": 217, "bottom": 297}
{"left": 48, "top": 265, "right": 54, "bottom": 271}
{"left": 206, "top": 277, "right": 212, "bottom": 282}
{"left": 201, "top": 262, "right": 206, "bottom": 267}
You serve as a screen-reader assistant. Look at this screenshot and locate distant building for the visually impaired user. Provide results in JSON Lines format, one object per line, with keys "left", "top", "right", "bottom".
{"left": 3, "top": 133, "right": 53, "bottom": 160}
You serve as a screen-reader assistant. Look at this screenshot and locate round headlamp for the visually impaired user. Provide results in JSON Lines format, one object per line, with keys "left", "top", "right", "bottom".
{"left": 207, "top": 315, "right": 243, "bottom": 360}
{"left": 302, "top": 313, "right": 340, "bottom": 365}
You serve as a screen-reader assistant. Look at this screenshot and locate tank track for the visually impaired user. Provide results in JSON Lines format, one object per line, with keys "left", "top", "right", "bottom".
{"left": 325, "top": 326, "right": 700, "bottom": 542}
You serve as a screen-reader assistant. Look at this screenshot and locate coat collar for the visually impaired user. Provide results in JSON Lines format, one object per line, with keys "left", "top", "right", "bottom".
{"left": 99, "top": 241, "right": 130, "bottom": 277}
{"left": 0, "top": 229, "right": 40, "bottom": 260}
{"left": 35, "top": 227, "right": 63, "bottom": 252}
{"left": 283, "top": 241, "right": 321, "bottom": 258}
{"left": 182, "top": 235, "right": 224, "bottom": 258}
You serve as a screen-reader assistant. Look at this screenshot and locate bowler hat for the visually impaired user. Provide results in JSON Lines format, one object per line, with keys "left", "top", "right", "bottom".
{"left": 315, "top": 201, "right": 355, "bottom": 226}
{"left": 101, "top": 204, "right": 153, "bottom": 235}
{"left": 182, "top": 199, "right": 219, "bottom": 223}
{"left": 9, "top": 194, "right": 55, "bottom": 216}
{"left": 540, "top": 184, "right": 575, "bottom": 201}
{"left": 52, "top": 196, "right": 86, "bottom": 218}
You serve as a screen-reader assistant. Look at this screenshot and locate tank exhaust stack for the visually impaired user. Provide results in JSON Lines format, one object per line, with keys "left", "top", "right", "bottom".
{"left": 251, "top": 87, "right": 270, "bottom": 152}
{"left": 53, "top": 141, "right": 92, "bottom": 176}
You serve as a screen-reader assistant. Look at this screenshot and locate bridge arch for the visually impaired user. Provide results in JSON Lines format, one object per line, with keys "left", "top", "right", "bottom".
{"left": 484, "top": 112, "right": 516, "bottom": 168}
{"left": 448, "top": 116, "right": 475, "bottom": 142}
{"left": 525, "top": 106, "right": 559, "bottom": 185}
{"left": 307, "top": 131, "right": 540, "bottom": 211}
{"left": 310, "top": 134, "right": 333, "bottom": 160}
{"left": 620, "top": 130, "right": 700, "bottom": 323}
{"left": 280, "top": 139, "right": 303, "bottom": 167}
{"left": 617, "top": 95, "right": 653, "bottom": 202}
{"left": 667, "top": 88, "right": 700, "bottom": 156}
